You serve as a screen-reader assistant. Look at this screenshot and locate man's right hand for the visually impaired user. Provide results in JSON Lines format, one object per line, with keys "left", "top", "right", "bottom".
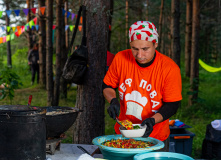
{"left": 107, "top": 98, "right": 120, "bottom": 120}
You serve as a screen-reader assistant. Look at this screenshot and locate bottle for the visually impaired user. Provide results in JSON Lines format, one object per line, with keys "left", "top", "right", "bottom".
{"left": 169, "top": 142, "right": 176, "bottom": 152}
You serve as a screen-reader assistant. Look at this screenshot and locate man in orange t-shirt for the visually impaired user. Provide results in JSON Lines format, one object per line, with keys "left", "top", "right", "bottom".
{"left": 103, "top": 21, "right": 182, "bottom": 151}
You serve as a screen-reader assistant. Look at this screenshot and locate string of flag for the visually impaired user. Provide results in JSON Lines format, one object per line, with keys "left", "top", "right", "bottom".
{"left": 0, "top": 7, "right": 76, "bottom": 20}
{"left": 0, "top": 16, "right": 83, "bottom": 44}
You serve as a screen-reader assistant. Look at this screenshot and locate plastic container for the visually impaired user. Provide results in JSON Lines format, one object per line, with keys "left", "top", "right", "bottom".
{"left": 92, "top": 134, "right": 164, "bottom": 160}
{"left": 169, "top": 129, "right": 195, "bottom": 156}
{"left": 134, "top": 152, "right": 194, "bottom": 160}
{"left": 0, "top": 105, "right": 46, "bottom": 160}
{"left": 119, "top": 124, "right": 146, "bottom": 138}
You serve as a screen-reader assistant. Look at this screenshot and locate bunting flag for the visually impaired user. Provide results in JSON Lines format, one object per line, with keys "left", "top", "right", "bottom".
{"left": 69, "top": 25, "right": 74, "bottom": 31}
{"left": 71, "top": 13, "right": 75, "bottom": 20}
{"left": 21, "top": 26, "right": 25, "bottom": 32}
{"left": 1, "top": 26, "right": 5, "bottom": 31}
{"left": 23, "top": 8, "right": 29, "bottom": 16}
{"left": 12, "top": 27, "right": 16, "bottom": 32}
{"left": 6, "top": 10, "right": 12, "bottom": 17}
{"left": 14, "top": 9, "right": 20, "bottom": 16}
{"left": 62, "top": 8, "right": 66, "bottom": 16}
{"left": 31, "top": 8, "right": 37, "bottom": 14}
{"left": 7, "top": 26, "right": 11, "bottom": 32}
{"left": 15, "top": 31, "right": 19, "bottom": 37}
{"left": 109, "top": 25, "right": 111, "bottom": 31}
{"left": 10, "top": 33, "right": 15, "bottom": 40}
{"left": 0, "top": 37, "right": 3, "bottom": 43}
{"left": 35, "top": 25, "right": 39, "bottom": 31}
{"left": 40, "top": 6, "right": 46, "bottom": 15}
{"left": 3, "top": 36, "right": 6, "bottom": 43}
{"left": 52, "top": 25, "right": 56, "bottom": 30}
{"left": 33, "top": 17, "right": 37, "bottom": 25}
{"left": 65, "top": 25, "right": 69, "bottom": 31}
{"left": 6, "top": 35, "right": 10, "bottom": 42}
{"left": 29, "top": 20, "right": 35, "bottom": 28}
{"left": 67, "top": 11, "right": 71, "bottom": 18}
{"left": 78, "top": 25, "right": 82, "bottom": 31}
{"left": 0, "top": 11, "right": 3, "bottom": 18}
{"left": 16, "top": 26, "right": 20, "bottom": 31}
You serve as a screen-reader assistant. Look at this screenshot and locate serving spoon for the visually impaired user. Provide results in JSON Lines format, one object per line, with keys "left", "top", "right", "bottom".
{"left": 116, "top": 117, "right": 127, "bottom": 130}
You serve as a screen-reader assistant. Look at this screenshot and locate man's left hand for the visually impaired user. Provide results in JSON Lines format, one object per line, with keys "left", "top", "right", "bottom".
{"left": 141, "top": 118, "right": 155, "bottom": 137}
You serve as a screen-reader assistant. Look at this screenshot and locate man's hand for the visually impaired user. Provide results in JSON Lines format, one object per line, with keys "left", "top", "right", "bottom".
{"left": 141, "top": 118, "right": 155, "bottom": 137}
{"left": 107, "top": 98, "right": 120, "bottom": 120}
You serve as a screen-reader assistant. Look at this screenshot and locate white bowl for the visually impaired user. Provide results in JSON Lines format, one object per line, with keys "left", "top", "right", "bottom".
{"left": 119, "top": 124, "right": 147, "bottom": 138}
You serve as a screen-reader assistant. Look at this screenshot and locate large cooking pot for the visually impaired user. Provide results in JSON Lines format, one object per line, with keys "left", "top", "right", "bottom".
{"left": 92, "top": 134, "right": 164, "bottom": 160}
{"left": 0, "top": 105, "right": 46, "bottom": 160}
{"left": 42, "top": 106, "right": 81, "bottom": 138}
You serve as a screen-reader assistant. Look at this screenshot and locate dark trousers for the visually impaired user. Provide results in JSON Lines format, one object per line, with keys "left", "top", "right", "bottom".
{"left": 31, "top": 64, "right": 39, "bottom": 83}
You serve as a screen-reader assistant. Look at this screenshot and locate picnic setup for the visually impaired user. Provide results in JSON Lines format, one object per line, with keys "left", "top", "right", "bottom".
{"left": 0, "top": 0, "right": 221, "bottom": 160}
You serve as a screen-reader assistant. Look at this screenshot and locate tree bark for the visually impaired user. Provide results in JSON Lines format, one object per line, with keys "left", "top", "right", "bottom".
{"left": 26, "top": 0, "right": 33, "bottom": 50}
{"left": 158, "top": 0, "right": 164, "bottom": 53}
{"left": 53, "top": 0, "right": 63, "bottom": 106}
{"left": 46, "top": 0, "right": 54, "bottom": 106}
{"left": 5, "top": 2, "right": 12, "bottom": 67}
{"left": 107, "top": 0, "right": 113, "bottom": 51}
{"left": 146, "top": 0, "right": 148, "bottom": 21}
{"left": 59, "top": 0, "right": 68, "bottom": 99}
{"left": 38, "top": 0, "right": 47, "bottom": 87}
{"left": 125, "top": 0, "right": 129, "bottom": 49}
{"left": 185, "top": 0, "right": 192, "bottom": 78}
{"left": 170, "top": 0, "right": 181, "bottom": 67}
{"left": 73, "top": 2, "right": 109, "bottom": 144}
{"left": 189, "top": 0, "right": 200, "bottom": 106}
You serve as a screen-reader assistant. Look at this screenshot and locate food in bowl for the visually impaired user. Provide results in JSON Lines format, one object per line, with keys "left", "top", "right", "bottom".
{"left": 102, "top": 138, "right": 154, "bottom": 148}
{"left": 119, "top": 119, "right": 133, "bottom": 129}
{"left": 120, "top": 124, "right": 146, "bottom": 138}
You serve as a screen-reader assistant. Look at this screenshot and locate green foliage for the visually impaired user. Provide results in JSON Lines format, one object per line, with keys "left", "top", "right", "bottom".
{"left": 12, "top": 48, "right": 29, "bottom": 65}
{"left": 0, "top": 67, "right": 22, "bottom": 103}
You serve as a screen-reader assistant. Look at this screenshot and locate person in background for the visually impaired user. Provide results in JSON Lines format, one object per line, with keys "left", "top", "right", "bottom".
{"left": 103, "top": 21, "right": 182, "bottom": 151}
{"left": 75, "top": 45, "right": 80, "bottom": 50}
{"left": 28, "top": 43, "right": 39, "bottom": 85}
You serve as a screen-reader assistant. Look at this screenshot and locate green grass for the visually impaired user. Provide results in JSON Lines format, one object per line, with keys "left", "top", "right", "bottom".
{"left": 1, "top": 55, "right": 221, "bottom": 159}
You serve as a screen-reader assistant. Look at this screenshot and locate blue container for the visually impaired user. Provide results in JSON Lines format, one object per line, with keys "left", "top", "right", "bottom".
{"left": 134, "top": 152, "right": 194, "bottom": 160}
{"left": 92, "top": 135, "right": 164, "bottom": 160}
{"left": 169, "top": 129, "right": 195, "bottom": 156}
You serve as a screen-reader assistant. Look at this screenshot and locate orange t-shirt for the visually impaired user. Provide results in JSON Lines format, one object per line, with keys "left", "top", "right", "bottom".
{"left": 103, "top": 49, "right": 182, "bottom": 141}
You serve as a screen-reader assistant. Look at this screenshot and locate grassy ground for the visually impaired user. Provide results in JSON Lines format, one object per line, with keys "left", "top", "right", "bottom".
{"left": 1, "top": 57, "right": 221, "bottom": 159}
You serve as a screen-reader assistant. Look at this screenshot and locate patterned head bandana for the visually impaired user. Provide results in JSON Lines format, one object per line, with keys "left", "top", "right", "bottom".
{"left": 129, "top": 21, "right": 159, "bottom": 43}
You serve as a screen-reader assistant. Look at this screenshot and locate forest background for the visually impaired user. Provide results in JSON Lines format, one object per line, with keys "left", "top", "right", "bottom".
{"left": 0, "top": 0, "right": 221, "bottom": 159}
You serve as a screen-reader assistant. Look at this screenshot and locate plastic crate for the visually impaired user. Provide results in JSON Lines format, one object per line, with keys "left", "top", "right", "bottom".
{"left": 169, "top": 129, "right": 195, "bottom": 156}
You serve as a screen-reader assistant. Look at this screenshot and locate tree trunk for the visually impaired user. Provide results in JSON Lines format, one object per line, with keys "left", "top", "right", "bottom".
{"left": 38, "top": 0, "right": 47, "bottom": 87}
{"left": 189, "top": 0, "right": 200, "bottom": 106}
{"left": 53, "top": 0, "right": 63, "bottom": 106}
{"left": 73, "top": 2, "right": 109, "bottom": 144}
{"left": 59, "top": 0, "right": 68, "bottom": 99}
{"left": 6, "top": 2, "right": 12, "bottom": 67}
{"left": 26, "top": 0, "right": 33, "bottom": 50}
{"left": 125, "top": 0, "right": 129, "bottom": 49}
{"left": 170, "top": 0, "right": 181, "bottom": 67}
{"left": 146, "top": 0, "right": 148, "bottom": 21}
{"left": 185, "top": 0, "right": 192, "bottom": 78}
{"left": 107, "top": 0, "right": 113, "bottom": 51}
{"left": 46, "top": 0, "right": 54, "bottom": 106}
{"left": 158, "top": 0, "right": 164, "bottom": 53}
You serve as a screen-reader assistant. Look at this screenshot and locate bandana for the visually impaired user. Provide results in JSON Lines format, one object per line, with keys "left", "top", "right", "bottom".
{"left": 129, "top": 21, "right": 159, "bottom": 43}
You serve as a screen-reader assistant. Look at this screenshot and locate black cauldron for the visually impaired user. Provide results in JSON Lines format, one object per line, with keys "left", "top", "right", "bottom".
{"left": 42, "top": 106, "right": 81, "bottom": 138}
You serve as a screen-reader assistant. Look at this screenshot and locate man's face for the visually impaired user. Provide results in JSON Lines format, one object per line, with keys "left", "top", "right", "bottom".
{"left": 130, "top": 40, "right": 158, "bottom": 64}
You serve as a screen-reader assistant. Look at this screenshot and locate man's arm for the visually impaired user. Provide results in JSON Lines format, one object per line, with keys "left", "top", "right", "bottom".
{"left": 103, "top": 88, "right": 117, "bottom": 103}
{"left": 153, "top": 101, "right": 180, "bottom": 124}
